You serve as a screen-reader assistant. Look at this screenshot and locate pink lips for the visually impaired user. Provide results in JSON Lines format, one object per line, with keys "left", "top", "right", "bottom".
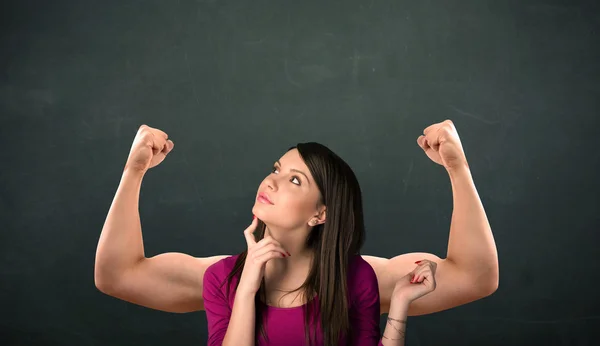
{"left": 258, "top": 192, "right": 274, "bottom": 205}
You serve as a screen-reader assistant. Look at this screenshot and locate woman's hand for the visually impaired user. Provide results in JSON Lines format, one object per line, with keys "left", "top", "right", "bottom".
{"left": 236, "top": 216, "right": 290, "bottom": 296}
{"left": 392, "top": 260, "right": 438, "bottom": 304}
{"left": 125, "top": 124, "right": 174, "bottom": 173}
{"left": 382, "top": 260, "right": 437, "bottom": 344}
{"left": 417, "top": 120, "right": 468, "bottom": 171}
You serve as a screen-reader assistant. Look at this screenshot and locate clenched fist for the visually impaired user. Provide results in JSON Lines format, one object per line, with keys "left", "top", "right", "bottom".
{"left": 125, "top": 125, "right": 175, "bottom": 173}
{"left": 392, "top": 260, "right": 438, "bottom": 304}
{"left": 417, "top": 120, "right": 468, "bottom": 171}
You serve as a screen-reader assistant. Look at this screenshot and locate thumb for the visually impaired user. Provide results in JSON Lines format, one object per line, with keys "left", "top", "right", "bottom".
{"left": 407, "top": 267, "right": 419, "bottom": 281}
{"left": 243, "top": 216, "right": 259, "bottom": 247}
{"left": 165, "top": 139, "right": 174, "bottom": 153}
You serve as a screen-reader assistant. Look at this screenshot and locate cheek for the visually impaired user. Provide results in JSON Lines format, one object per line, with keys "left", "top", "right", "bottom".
{"left": 276, "top": 188, "right": 314, "bottom": 216}
{"left": 277, "top": 189, "right": 306, "bottom": 211}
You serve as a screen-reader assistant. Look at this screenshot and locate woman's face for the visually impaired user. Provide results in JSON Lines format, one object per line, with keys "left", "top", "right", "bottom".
{"left": 252, "top": 149, "right": 324, "bottom": 229}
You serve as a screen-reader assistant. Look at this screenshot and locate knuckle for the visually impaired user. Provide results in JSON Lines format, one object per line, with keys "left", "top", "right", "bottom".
{"left": 141, "top": 132, "right": 153, "bottom": 140}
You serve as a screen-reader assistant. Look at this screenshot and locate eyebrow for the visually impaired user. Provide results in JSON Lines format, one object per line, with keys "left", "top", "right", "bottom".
{"left": 275, "top": 160, "right": 310, "bottom": 185}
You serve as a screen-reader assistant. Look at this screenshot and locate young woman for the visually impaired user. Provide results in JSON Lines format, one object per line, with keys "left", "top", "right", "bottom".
{"left": 201, "top": 143, "right": 438, "bottom": 345}
{"left": 95, "top": 121, "right": 498, "bottom": 341}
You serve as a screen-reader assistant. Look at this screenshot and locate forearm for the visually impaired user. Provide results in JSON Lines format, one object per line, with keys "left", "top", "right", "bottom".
{"left": 223, "top": 292, "right": 256, "bottom": 346}
{"left": 94, "top": 168, "right": 146, "bottom": 288}
{"left": 381, "top": 299, "right": 409, "bottom": 346}
{"left": 446, "top": 164, "right": 499, "bottom": 290}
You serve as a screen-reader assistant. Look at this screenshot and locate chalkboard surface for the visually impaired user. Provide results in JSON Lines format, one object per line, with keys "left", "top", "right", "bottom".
{"left": 1, "top": 0, "right": 599, "bottom": 345}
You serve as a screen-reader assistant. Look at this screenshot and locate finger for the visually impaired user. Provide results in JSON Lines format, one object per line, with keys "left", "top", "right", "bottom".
{"left": 425, "top": 132, "right": 440, "bottom": 152}
{"left": 415, "top": 266, "right": 437, "bottom": 286}
{"left": 243, "top": 217, "right": 259, "bottom": 246}
{"left": 150, "top": 133, "right": 167, "bottom": 156}
{"left": 414, "top": 259, "right": 437, "bottom": 268}
{"left": 411, "top": 263, "right": 434, "bottom": 283}
{"left": 416, "top": 260, "right": 438, "bottom": 276}
{"left": 419, "top": 270, "right": 437, "bottom": 290}
{"left": 255, "top": 236, "right": 280, "bottom": 249}
{"left": 417, "top": 135, "right": 427, "bottom": 151}
{"left": 418, "top": 135, "right": 432, "bottom": 152}
{"left": 158, "top": 139, "right": 174, "bottom": 155}
{"left": 422, "top": 123, "right": 439, "bottom": 136}
{"left": 408, "top": 259, "right": 431, "bottom": 274}
{"left": 164, "top": 139, "right": 174, "bottom": 154}
{"left": 412, "top": 267, "right": 431, "bottom": 284}
{"left": 153, "top": 128, "right": 169, "bottom": 140}
{"left": 253, "top": 250, "right": 286, "bottom": 264}
{"left": 254, "top": 237, "right": 290, "bottom": 256}
{"left": 406, "top": 266, "right": 421, "bottom": 282}
{"left": 412, "top": 259, "right": 436, "bottom": 270}
{"left": 252, "top": 243, "right": 287, "bottom": 258}
{"left": 410, "top": 266, "right": 427, "bottom": 283}
{"left": 156, "top": 139, "right": 174, "bottom": 158}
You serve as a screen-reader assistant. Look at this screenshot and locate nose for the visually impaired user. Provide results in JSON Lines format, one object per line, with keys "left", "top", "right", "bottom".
{"left": 265, "top": 175, "right": 278, "bottom": 192}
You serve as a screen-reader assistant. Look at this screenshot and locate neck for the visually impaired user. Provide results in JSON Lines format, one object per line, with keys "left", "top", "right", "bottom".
{"left": 262, "top": 223, "right": 313, "bottom": 277}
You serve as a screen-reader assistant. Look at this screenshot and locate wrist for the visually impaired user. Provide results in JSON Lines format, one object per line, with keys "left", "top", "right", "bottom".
{"left": 122, "top": 166, "right": 146, "bottom": 180}
{"left": 235, "top": 288, "right": 257, "bottom": 301}
{"left": 446, "top": 161, "right": 472, "bottom": 179}
{"left": 389, "top": 294, "right": 411, "bottom": 315}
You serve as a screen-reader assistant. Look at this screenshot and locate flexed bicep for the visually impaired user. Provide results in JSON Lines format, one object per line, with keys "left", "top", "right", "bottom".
{"left": 96, "top": 253, "right": 228, "bottom": 313}
{"left": 364, "top": 253, "right": 484, "bottom": 316}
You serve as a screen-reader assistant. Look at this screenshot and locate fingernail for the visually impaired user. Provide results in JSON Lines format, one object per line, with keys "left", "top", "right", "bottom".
{"left": 415, "top": 261, "right": 421, "bottom": 264}
{"left": 253, "top": 215, "right": 256, "bottom": 220}
{"left": 281, "top": 253, "right": 286, "bottom": 257}
{"left": 287, "top": 252, "right": 291, "bottom": 256}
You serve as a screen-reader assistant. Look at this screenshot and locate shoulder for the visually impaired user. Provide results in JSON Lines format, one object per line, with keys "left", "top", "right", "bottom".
{"left": 347, "top": 254, "right": 380, "bottom": 307}
{"left": 204, "top": 254, "right": 241, "bottom": 284}
{"left": 347, "top": 254, "right": 378, "bottom": 290}
{"left": 348, "top": 254, "right": 377, "bottom": 281}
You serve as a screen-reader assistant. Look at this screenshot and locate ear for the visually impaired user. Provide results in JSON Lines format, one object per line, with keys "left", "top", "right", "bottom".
{"left": 309, "top": 207, "right": 326, "bottom": 226}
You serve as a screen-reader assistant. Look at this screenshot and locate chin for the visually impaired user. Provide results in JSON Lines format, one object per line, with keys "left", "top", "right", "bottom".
{"left": 251, "top": 204, "right": 269, "bottom": 221}
{"left": 251, "top": 207, "right": 278, "bottom": 227}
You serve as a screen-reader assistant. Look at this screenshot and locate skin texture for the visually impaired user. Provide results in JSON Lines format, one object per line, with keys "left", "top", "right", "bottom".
{"left": 94, "top": 120, "right": 499, "bottom": 318}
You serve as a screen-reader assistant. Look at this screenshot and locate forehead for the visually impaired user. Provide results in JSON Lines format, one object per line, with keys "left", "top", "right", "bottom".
{"left": 278, "top": 149, "right": 313, "bottom": 177}
{"left": 278, "top": 149, "right": 305, "bottom": 167}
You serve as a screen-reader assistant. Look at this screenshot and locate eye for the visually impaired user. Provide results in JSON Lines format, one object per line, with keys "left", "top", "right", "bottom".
{"left": 272, "top": 166, "right": 301, "bottom": 186}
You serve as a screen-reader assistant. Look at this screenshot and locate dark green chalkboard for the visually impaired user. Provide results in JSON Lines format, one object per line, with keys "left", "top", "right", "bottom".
{"left": 1, "top": 0, "right": 599, "bottom": 345}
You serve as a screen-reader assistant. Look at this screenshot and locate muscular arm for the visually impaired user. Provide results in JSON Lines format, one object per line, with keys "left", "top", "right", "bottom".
{"left": 97, "top": 160, "right": 496, "bottom": 316}
{"left": 94, "top": 167, "right": 228, "bottom": 313}
{"left": 365, "top": 164, "right": 499, "bottom": 316}
{"left": 96, "top": 253, "right": 226, "bottom": 313}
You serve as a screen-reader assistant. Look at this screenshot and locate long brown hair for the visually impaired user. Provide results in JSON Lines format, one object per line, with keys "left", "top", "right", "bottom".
{"left": 222, "top": 142, "right": 366, "bottom": 345}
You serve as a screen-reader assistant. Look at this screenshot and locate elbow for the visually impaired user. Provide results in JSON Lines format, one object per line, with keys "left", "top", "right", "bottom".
{"left": 95, "top": 274, "right": 117, "bottom": 295}
{"left": 94, "top": 270, "right": 115, "bottom": 295}
{"left": 94, "top": 261, "right": 121, "bottom": 296}
{"left": 475, "top": 262, "right": 499, "bottom": 298}
{"left": 479, "top": 275, "right": 498, "bottom": 298}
